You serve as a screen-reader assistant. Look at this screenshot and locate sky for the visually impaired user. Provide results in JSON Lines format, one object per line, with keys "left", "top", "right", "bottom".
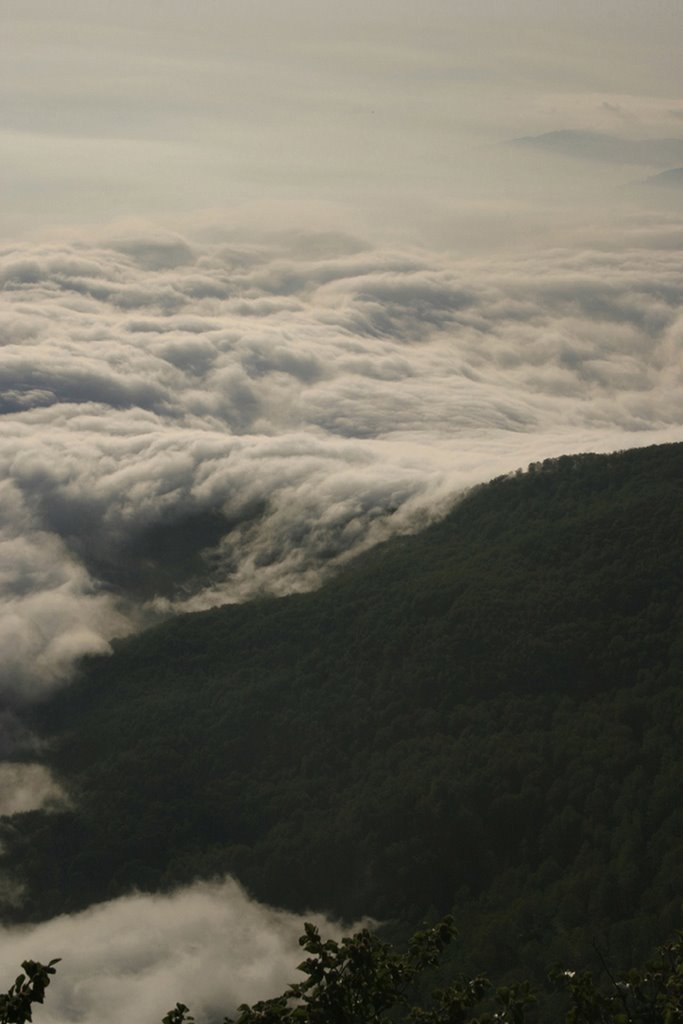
{"left": 3, "top": 0, "right": 683, "bottom": 240}
{"left": 2, "top": 1, "right": 683, "bottom": 1019}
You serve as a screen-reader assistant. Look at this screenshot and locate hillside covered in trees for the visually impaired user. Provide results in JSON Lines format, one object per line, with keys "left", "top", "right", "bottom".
{"left": 3, "top": 442, "right": 683, "bottom": 989}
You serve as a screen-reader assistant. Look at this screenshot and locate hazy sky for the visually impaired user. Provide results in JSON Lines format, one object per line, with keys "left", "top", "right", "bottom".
{"left": 3, "top": 0, "right": 683, "bottom": 240}
{"left": 2, "top": 4, "right": 683, "bottom": 1019}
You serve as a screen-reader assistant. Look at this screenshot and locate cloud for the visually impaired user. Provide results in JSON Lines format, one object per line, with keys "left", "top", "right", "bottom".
{"left": 0, "top": 764, "right": 67, "bottom": 816}
{"left": 0, "top": 878, "right": 362, "bottom": 1024}
{"left": 1, "top": 225, "right": 683, "bottom": 695}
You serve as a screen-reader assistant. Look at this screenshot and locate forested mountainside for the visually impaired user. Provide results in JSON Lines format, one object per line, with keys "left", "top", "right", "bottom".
{"left": 4, "top": 442, "right": 683, "bottom": 988}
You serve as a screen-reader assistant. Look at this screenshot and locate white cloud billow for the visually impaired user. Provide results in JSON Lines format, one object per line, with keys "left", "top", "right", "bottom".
{"left": 0, "top": 878, "right": 360, "bottom": 1024}
{"left": 1, "top": 224, "right": 683, "bottom": 695}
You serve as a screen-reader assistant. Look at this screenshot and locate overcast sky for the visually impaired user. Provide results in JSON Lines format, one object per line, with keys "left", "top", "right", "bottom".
{"left": 2, "top": 4, "right": 683, "bottom": 1019}
{"left": 3, "top": 0, "right": 683, "bottom": 240}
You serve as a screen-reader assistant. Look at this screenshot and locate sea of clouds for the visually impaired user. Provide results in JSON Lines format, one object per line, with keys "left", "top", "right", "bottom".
{"left": 2, "top": 221, "right": 683, "bottom": 704}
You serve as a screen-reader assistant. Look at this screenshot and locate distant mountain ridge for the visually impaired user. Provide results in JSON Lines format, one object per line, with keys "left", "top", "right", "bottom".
{"left": 642, "top": 167, "right": 683, "bottom": 187}
{"left": 508, "top": 129, "right": 683, "bottom": 167}
{"left": 4, "top": 441, "right": 683, "bottom": 990}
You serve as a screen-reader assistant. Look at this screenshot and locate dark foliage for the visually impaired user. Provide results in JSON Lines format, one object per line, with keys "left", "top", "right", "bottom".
{"left": 0, "top": 959, "right": 59, "bottom": 1024}
{"left": 3, "top": 923, "right": 683, "bottom": 1023}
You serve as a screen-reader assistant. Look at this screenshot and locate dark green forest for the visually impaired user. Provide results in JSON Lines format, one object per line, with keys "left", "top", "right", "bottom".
{"left": 3, "top": 442, "right": 683, "bottom": 993}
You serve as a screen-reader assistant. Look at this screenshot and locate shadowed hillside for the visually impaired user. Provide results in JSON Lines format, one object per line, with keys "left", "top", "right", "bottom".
{"left": 4, "top": 442, "right": 683, "bottom": 986}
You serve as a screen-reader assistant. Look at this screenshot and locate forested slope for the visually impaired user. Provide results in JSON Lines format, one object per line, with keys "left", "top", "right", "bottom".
{"left": 4, "top": 442, "right": 683, "bottom": 986}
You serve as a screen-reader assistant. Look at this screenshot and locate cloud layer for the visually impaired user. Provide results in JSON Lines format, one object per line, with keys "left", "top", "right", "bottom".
{"left": 0, "top": 878, "right": 360, "bottom": 1024}
{"left": 2, "top": 223, "right": 683, "bottom": 695}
